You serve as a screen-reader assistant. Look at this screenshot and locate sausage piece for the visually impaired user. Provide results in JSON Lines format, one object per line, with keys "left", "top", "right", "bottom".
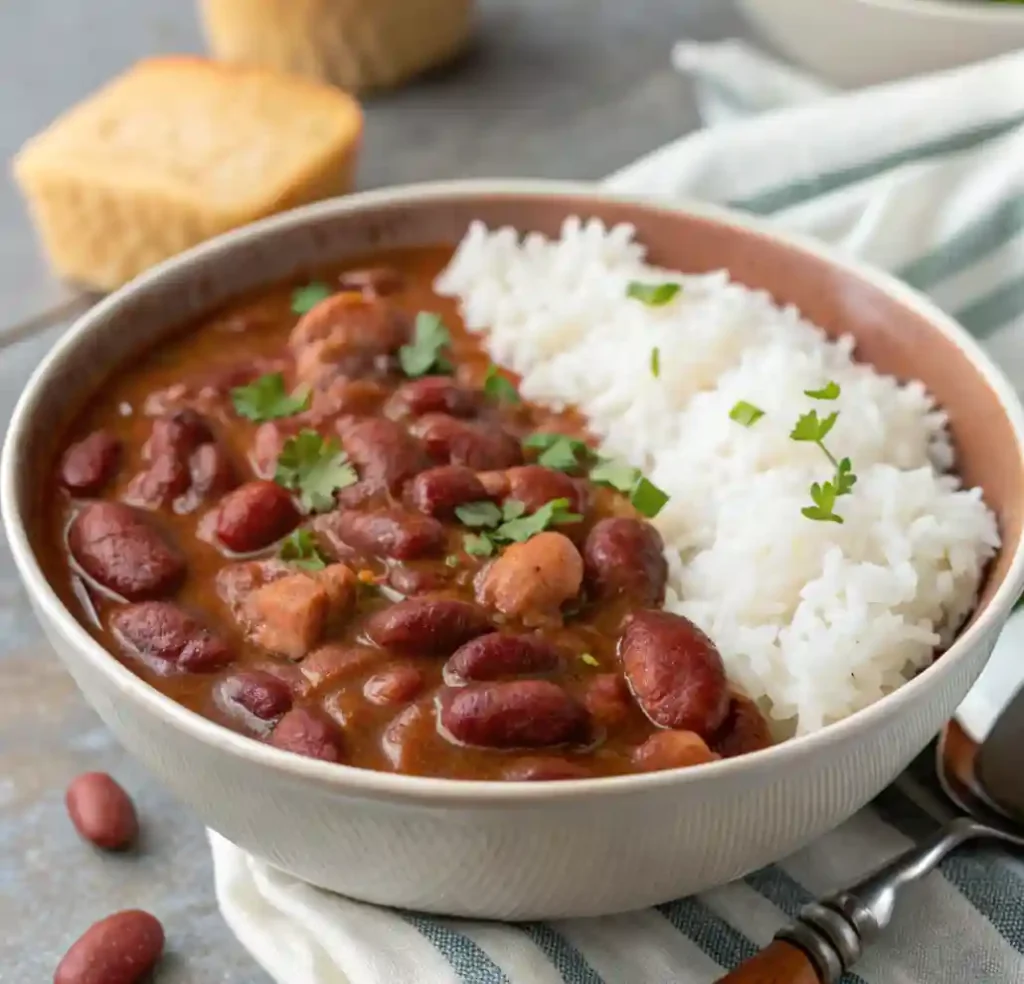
{"left": 59, "top": 430, "right": 121, "bottom": 495}
{"left": 438, "top": 680, "right": 590, "bottom": 749}
{"left": 583, "top": 517, "right": 668, "bottom": 606}
{"left": 365, "top": 598, "right": 492, "bottom": 656}
{"left": 476, "top": 531, "right": 583, "bottom": 624}
{"left": 69, "top": 502, "right": 184, "bottom": 601}
{"left": 111, "top": 601, "right": 233, "bottom": 673}
{"left": 619, "top": 610, "right": 729, "bottom": 736}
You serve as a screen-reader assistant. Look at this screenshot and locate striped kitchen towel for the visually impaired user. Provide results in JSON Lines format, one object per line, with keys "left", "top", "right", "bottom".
{"left": 211, "top": 43, "right": 1024, "bottom": 983}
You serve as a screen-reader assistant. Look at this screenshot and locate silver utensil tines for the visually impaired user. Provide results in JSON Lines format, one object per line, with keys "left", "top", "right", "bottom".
{"left": 758, "top": 693, "right": 1024, "bottom": 984}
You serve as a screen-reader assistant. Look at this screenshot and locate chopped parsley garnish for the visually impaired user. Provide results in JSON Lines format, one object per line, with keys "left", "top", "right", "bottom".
{"left": 626, "top": 281, "right": 681, "bottom": 307}
{"left": 580, "top": 652, "right": 600, "bottom": 668}
{"left": 502, "top": 499, "right": 527, "bottom": 522}
{"left": 496, "top": 498, "right": 583, "bottom": 543}
{"left": 291, "top": 282, "right": 332, "bottom": 315}
{"left": 523, "top": 432, "right": 592, "bottom": 472}
{"left": 483, "top": 364, "right": 521, "bottom": 404}
{"left": 650, "top": 347, "right": 661, "bottom": 378}
{"left": 589, "top": 459, "right": 669, "bottom": 518}
{"left": 454, "top": 501, "right": 503, "bottom": 528}
{"left": 463, "top": 533, "right": 495, "bottom": 557}
{"left": 789, "top": 382, "right": 857, "bottom": 523}
{"left": 729, "top": 400, "right": 764, "bottom": 427}
{"left": 231, "top": 372, "right": 310, "bottom": 422}
{"left": 398, "top": 312, "right": 453, "bottom": 377}
{"left": 274, "top": 429, "right": 358, "bottom": 513}
{"left": 278, "top": 529, "right": 327, "bottom": 571}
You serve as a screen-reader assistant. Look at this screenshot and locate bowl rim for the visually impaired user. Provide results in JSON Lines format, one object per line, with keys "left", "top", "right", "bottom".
{"left": 5, "top": 177, "right": 1024, "bottom": 807}
{"left": 856, "top": 0, "right": 1024, "bottom": 23}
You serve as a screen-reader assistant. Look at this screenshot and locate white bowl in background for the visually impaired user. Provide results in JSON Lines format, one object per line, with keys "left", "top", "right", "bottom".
{"left": 739, "top": 0, "right": 1024, "bottom": 88}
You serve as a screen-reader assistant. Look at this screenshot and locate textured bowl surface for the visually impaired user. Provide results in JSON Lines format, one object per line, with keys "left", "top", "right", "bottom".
{"left": 5, "top": 180, "right": 1024, "bottom": 919}
{"left": 740, "top": 0, "right": 1024, "bottom": 87}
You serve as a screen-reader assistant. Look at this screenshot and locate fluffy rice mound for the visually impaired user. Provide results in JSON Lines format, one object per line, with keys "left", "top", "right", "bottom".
{"left": 436, "top": 218, "right": 1000, "bottom": 736}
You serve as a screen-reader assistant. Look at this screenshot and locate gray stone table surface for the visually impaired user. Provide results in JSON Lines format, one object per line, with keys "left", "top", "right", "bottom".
{"left": 0, "top": 0, "right": 752, "bottom": 979}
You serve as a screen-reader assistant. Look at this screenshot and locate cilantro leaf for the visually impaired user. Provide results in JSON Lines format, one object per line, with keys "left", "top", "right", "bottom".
{"left": 729, "top": 400, "right": 764, "bottom": 427}
{"left": 494, "top": 498, "right": 582, "bottom": 543}
{"left": 399, "top": 312, "right": 453, "bottom": 378}
{"left": 463, "top": 533, "right": 495, "bottom": 557}
{"left": 650, "top": 347, "right": 661, "bottom": 379}
{"left": 278, "top": 529, "right": 328, "bottom": 571}
{"left": 804, "top": 381, "right": 841, "bottom": 400}
{"left": 231, "top": 372, "right": 310, "bottom": 422}
{"left": 483, "top": 364, "right": 521, "bottom": 404}
{"left": 589, "top": 458, "right": 638, "bottom": 493}
{"left": 291, "top": 282, "right": 332, "bottom": 315}
{"left": 274, "top": 429, "right": 358, "bottom": 513}
{"left": 538, "top": 437, "right": 587, "bottom": 472}
{"left": 630, "top": 477, "right": 669, "bottom": 518}
{"left": 626, "top": 281, "right": 681, "bottom": 306}
{"left": 502, "top": 499, "right": 526, "bottom": 521}
{"left": 455, "top": 501, "right": 503, "bottom": 528}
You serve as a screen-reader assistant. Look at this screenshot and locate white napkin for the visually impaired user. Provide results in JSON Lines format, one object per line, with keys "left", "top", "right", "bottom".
{"left": 213, "top": 43, "right": 1024, "bottom": 983}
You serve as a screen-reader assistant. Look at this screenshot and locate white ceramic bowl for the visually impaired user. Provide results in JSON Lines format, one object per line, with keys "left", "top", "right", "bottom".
{"left": 740, "top": 0, "right": 1024, "bottom": 87}
{"left": 5, "top": 181, "right": 1024, "bottom": 919}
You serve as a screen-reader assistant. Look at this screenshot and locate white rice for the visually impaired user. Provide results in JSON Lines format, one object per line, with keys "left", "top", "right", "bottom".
{"left": 436, "top": 218, "right": 1000, "bottom": 736}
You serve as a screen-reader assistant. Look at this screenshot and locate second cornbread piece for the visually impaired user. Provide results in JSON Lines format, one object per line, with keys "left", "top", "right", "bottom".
{"left": 13, "top": 57, "right": 363, "bottom": 291}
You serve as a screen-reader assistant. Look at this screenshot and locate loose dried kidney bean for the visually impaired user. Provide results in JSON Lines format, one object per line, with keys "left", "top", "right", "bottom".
{"left": 220, "top": 670, "right": 294, "bottom": 720}
{"left": 631, "top": 731, "right": 718, "bottom": 772}
{"left": 337, "top": 266, "right": 403, "bottom": 296}
{"left": 366, "top": 598, "right": 493, "bottom": 656}
{"left": 59, "top": 430, "right": 121, "bottom": 495}
{"left": 339, "top": 417, "right": 431, "bottom": 493}
{"left": 300, "top": 644, "right": 385, "bottom": 688}
{"left": 54, "top": 909, "right": 164, "bottom": 984}
{"left": 215, "top": 480, "right": 300, "bottom": 553}
{"left": 65, "top": 772, "right": 138, "bottom": 851}
{"left": 364, "top": 664, "right": 425, "bottom": 705}
{"left": 111, "top": 602, "right": 233, "bottom": 673}
{"left": 584, "top": 518, "right": 668, "bottom": 607}
{"left": 289, "top": 294, "right": 410, "bottom": 355}
{"left": 476, "top": 532, "right": 583, "bottom": 624}
{"left": 269, "top": 708, "right": 345, "bottom": 762}
{"left": 410, "top": 414, "right": 523, "bottom": 470}
{"left": 406, "top": 465, "right": 491, "bottom": 518}
{"left": 438, "top": 680, "right": 590, "bottom": 749}
{"left": 505, "top": 466, "right": 586, "bottom": 516}
{"left": 68, "top": 502, "right": 185, "bottom": 601}
{"left": 386, "top": 378, "right": 481, "bottom": 419}
{"left": 581, "top": 673, "right": 634, "bottom": 729}
{"left": 502, "top": 757, "right": 593, "bottom": 781}
{"left": 330, "top": 508, "right": 445, "bottom": 561}
{"left": 620, "top": 610, "right": 729, "bottom": 736}
{"left": 444, "top": 632, "right": 562, "bottom": 683}
{"left": 713, "top": 694, "right": 773, "bottom": 758}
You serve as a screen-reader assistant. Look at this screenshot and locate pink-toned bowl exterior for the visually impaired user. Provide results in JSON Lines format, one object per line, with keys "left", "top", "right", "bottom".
{"left": 5, "top": 181, "right": 1024, "bottom": 919}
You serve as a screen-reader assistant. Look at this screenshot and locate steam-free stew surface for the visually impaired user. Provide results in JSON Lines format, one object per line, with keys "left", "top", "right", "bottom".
{"left": 42, "top": 247, "right": 771, "bottom": 781}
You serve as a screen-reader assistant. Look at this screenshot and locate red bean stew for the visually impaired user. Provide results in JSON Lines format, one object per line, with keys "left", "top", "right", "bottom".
{"left": 43, "top": 248, "right": 773, "bottom": 781}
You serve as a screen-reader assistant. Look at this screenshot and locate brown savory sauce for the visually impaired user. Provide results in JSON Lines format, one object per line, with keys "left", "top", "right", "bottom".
{"left": 41, "top": 247, "right": 772, "bottom": 781}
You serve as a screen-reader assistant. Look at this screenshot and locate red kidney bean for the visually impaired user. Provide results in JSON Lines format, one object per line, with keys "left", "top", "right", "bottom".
{"left": 364, "top": 664, "right": 425, "bottom": 705}
{"left": 581, "top": 673, "right": 634, "bottom": 729}
{"left": 445, "top": 632, "right": 561, "bottom": 683}
{"left": 187, "top": 443, "right": 238, "bottom": 502}
{"left": 303, "top": 377, "right": 389, "bottom": 424}
{"left": 477, "top": 469, "right": 511, "bottom": 499}
{"left": 122, "top": 453, "right": 190, "bottom": 509}
{"left": 410, "top": 414, "right": 523, "bottom": 470}
{"left": 300, "top": 644, "right": 383, "bottom": 688}
{"left": 54, "top": 909, "right": 164, "bottom": 984}
{"left": 713, "top": 694, "right": 773, "bottom": 758}
{"left": 505, "top": 465, "right": 586, "bottom": 516}
{"left": 220, "top": 670, "right": 294, "bottom": 720}
{"left": 406, "top": 465, "right": 491, "bottom": 519}
{"left": 583, "top": 517, "right": 668, "bottom": 606}
{"left": 386, "top": 378, "right": 481, "bottom": 419}
{"left": 269, "top": 708, "right": 345, "bottom": 762}
{"left": 620, "top": 610, "right": 729, "bottom": 736}
{"left": 111, "top": 602, "right": 233, "bottom": 673}
{"left": 215, "top": 480, "right": 300, "bottom": 553}
{"left": 68, "top": 502, "right": 184, "bottom": 600}
{"left": 386, "top": 563, "right": 453, "bottom": 596}
{"left": 338, "top": 418, "right": 431, "bottom": 493}
{"left": 59, "top": 430, "right": 121, "bottom": 495}
{"left": 144, "top": 410, "right": 213, "bottom": 460}
{"left": 476, "top": 532, "right": 583, "bottom": 623}
{"left": 337, "top": 266, "right": 403, "bottom": 296}
{"left": 330, "top": 508, "right": 445, "bottom": 560}
{"left": 381, "top": 701, "right": 434, "bottom": 772}
{"left": 502, "top": 757, "right": 593, "bottom": 781}
{"left": 366, "top": 598, "right": 492, "bottom": 656}
{"left": 631, "top": 730, "right": 718, "bottom": 772}
{"left": 438, "top": 680, "right": 590, "bottom": 749}
{"left": 65, "top": 772, "right": 138, "bottom": 851}
{"left": 250, "top": 421, "right": 294, "bottom": 479}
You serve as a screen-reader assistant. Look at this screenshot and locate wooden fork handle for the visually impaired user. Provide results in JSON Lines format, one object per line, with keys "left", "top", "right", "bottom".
{"left": 714, "top": 940, "right": 825, "bottom": 984}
